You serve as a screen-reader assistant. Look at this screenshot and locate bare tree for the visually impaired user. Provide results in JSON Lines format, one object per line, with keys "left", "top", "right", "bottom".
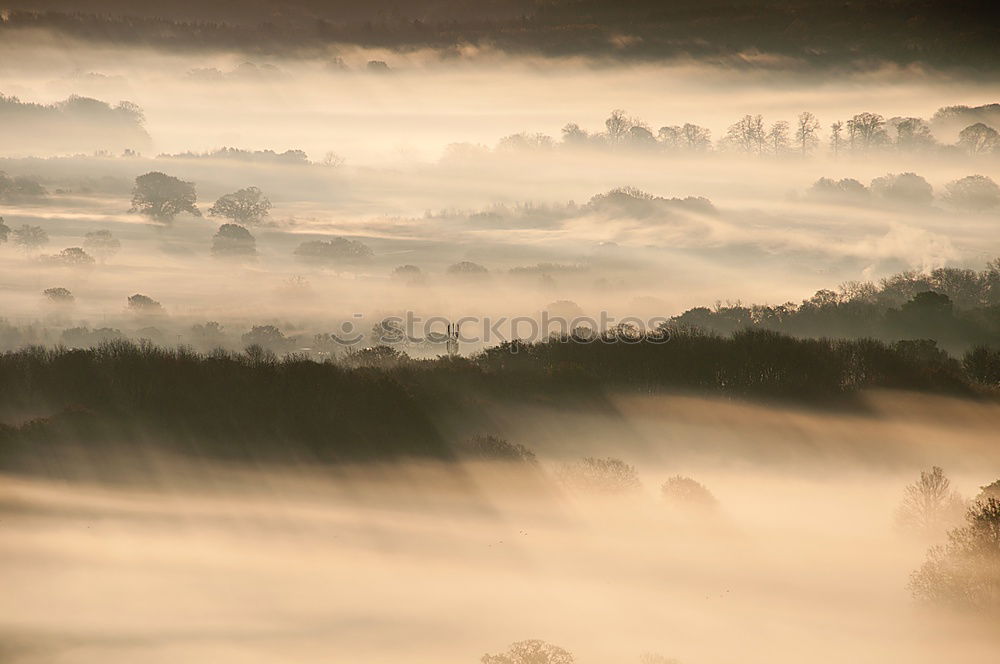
{"left": 958, "top": 123, "right": 999, "bottom": 156}
{"left": 722, "top": 114, "right": 765, "bottom": 154}
{"left": 829, "top": 121, "right": 844, "bottom": 156}
{"left": 847, "top": 112, "right": 888, "bottom": 152}
{"left": 795, "top": 112, "right": 821, "bottom": 156}
{"left": 896, "top": 466, "right": 967, "bottom": 535}
{"left": 604, "top": 109, "right": 632, "bottom": 145}
{"left": 766, "top": 120, "right": 790, "bottom": 156}
{"left": 890, "top": 117, "right": 935, "bottom": 151}
{"left": 681, "top": 123, "right": 712, "bottom": 151}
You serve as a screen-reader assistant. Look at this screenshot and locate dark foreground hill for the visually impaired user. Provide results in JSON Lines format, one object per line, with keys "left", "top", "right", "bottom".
{"left": 0, "top": 329, "right": 993, "bottom": 473}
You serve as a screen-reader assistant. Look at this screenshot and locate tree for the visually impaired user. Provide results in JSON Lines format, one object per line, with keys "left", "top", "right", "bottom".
{"left": 870, "top": 172, "right": 933, "bottom": 206}
{"left": 482, "top": 640, "right": 574, "bottom": 664}
{"left": 43, "top": 287, "right": 74, "bottom": 304}
{"left": 0, "top": 172, "right": 46, "bottom": 201}
{"left": 559, "top": 456, "right": 641, "bottom": 493}
{"left": 896, "top": 466, "right": 966, "bottom": 535}
{"left": 662, "top": 475, "right": 717, "bottom": 509}
{"left": 604, "top": 109, "right": 635, "bottom": 145}
{"left": 0, "top": 217, "right": 9, "bottom": 244}
{"left": 42, "top": 247, "right": 95, "bottom": 266}
{"left": 766, "top": 120, "right": 790, "bottom": 156}
{"left": 211, "top": 223, "right": 257, "bottom": 258}
{"left": 208, "top": 186, "right": 272, "bottom": 225}
{"left": 829, "top": 121, "right": 844, "bottom": 156}
{"left": 944, "top": 175, "right": 1000, "bottom": 211}
{"left": 127, "top": 293, "right": 164, "bottom": 314}
{"left": 458, "top": 434, "right": 537, "bottom": 463}
{"left": 794, "top": 112, "right": 820, "bottom": 156}
{"left": 12, "top": 224, "right": 48, "bottom": 254}
{"left": 890, "top": 117, "right": 935, "bottom": 151}
{"left": 391, "top": 264, "right": 424, "bottom": 284}
{"left": 561, "top": 123, "right": 590, "bottom": 147}
{"left": 680, "top": 123, "right": 712, "bottom": 152}
{"left": 294, "top": 237, "right": 373, "bottom": 266}
{"left": 446, "top": 260, "right": 488, "bottom": 275}
{"left": 908, "top": 496, "right": 1000, "bottom": 613}
{"left": 846, "top": 112, "right": 888, "bottom": 152}
{"left": 626, "top": 125, "right": 657, "bottom": 149}
{"left": 957, "top": 123, "right": 998, "bottom": 156}
{"left": 83, "top": 229, "right": 121, "bottom": 263}
{"left": 129, "top": 172, "right": 200, "bottom": 222}
{"left": 242, "top": 325, "right": 288, "bottom": 351}
{"left": 722, "top": 114, "right": 765, "bottom": 154}
{"left": 809, "top": 177, "right": 869, "bottom": 202}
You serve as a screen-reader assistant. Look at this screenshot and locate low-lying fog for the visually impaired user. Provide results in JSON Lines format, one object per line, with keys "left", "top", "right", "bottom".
{"left": 2, "top": 392, "right": 999, "bottom": 664}
{"left": 1, "top": 33, "right": 999, "bottom": 339}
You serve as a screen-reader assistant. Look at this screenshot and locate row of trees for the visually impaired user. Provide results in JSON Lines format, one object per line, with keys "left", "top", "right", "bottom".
{"left": 489, "top": 109, "right": 999, "bottom": 158}
{"left": 809, "top": 173, "right": 1000, "bottom": 210}
{"left": 129, "top": 171, "right": 272, "bottom": 225}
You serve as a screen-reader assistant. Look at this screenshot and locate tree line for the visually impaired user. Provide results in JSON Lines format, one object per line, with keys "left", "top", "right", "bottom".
{"left": 482, "top": 106, "right": 1000, "bottom": 159}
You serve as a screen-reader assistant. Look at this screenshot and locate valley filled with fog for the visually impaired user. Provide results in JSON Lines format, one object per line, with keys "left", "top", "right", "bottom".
{"left": 1, "top": 8, "right": 1000, "bottom": 664}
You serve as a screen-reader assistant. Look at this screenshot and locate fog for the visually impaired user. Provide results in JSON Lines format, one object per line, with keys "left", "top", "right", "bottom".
{"left": 3, "top": 391, "right": 999, "bottom": 664}
{"left": 2, "top": 16, "right": 1000, "bottom": 663}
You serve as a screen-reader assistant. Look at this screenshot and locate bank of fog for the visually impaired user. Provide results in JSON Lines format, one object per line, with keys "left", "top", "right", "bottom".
{"left": 2, "top": 392, "right": 999, "bottom": 664}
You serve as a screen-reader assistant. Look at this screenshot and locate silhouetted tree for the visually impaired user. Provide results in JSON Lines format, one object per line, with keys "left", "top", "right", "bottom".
{"left": 890, "top": 117, "right": 935, "bottom": 151}
{"left": 127, "top": 293, "right": 164, "bottom": 314}
{"left": 662, "top": 475, "right": 717, "bottom": 509}
{"left": 722, "top": 114, "right": 765, "bottom": 154}
{"left": 0, "top": 217, "right": 9, "bottom": 244}
{"left": 896, "top": 466, "right": 966, "bottom": 535}
{"left": 870, "top": 172, "right": 933, "bottom": 206}
{"left": 42, "top": 247, "right": 95, "bottom": 266}
{"left": 795, "top": 112, "right": 820, "bottom": 156}
{"left": 829, "top": 121, "right": 845, "bottom": 156}
{"left": 561, "top": 123, "right": 590, "bottom": 147}
{"left": 211, "top": 223, "right": 257, "bottom": 258}
{"left": 559, "top": 457, "right": 641, "bottom": 493}
{"left": 909, "top": 496, "right": 1000, "bottom": 613}
{"left": 208, "top": 186, "right": 272, "bottom": 225}
{"left": 43, "top": 287, "right": 74, "bottom": 304}
{"left": 963, "top": 346, "right": 1000, "bottom": 385}
{"left": 447, "top": 261, "right": 488, "bottom": 275}
{"left": 294, "top": 237, "right": 373, "bottom": 266}
{"left": 604, "top": 109, "right": 632, "bottom": 145}
{"left": 944, "top": 175, "right": 1000, "bottom": 211}
{"left": 847, "top": 112, "right": 888, "bottom": 152}
{"left": 391, "top": 264, "right": 424, "bottom": 284}
{"left": 498, "top": 133, "right": 554, "bottom": 151}
{"left": 766, "top": 120, "right": 790, "bottom": 156}
{"left": 83, "top": 229, "right": 121, "bottom": 263}
{"left": 957, "top": 123, "right": 999, "bottom": 156}
{"left": 242, "top": 325, "right": 288, "bottom": 351}
{"left": 0, "top": 171, "right": 47, "bottom": 201}
{"left": 129, "top": 172, "right": 200, "bottom": 222}
{"left": 12, "top": 224, "right": 48, "bottom": 254}
{"left": 482, "top": 640, "right": 574, "bottom": 664}
{"left": 458, "top": 435, "right": 537, "bottom": 463}
{"left": 809, "top": 177, "right": 869, "bottom": 203}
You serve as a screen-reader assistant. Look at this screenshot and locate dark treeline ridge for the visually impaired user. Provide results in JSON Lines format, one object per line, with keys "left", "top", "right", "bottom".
{"left": 0, "top": 329, "right": 989, "bottom": 470}
{"left": 1, "top": 1, "right": 996, "bottom": 70}
{"left": 671, "top": 263, "right": 1000, "bottom": 358}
